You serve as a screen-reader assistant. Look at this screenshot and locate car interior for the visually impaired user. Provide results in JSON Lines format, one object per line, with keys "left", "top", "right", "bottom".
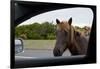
{"left": 11, "top": 0, "right": 96, "bottom": 68}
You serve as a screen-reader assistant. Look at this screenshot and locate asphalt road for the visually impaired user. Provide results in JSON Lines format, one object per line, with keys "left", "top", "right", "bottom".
{"left": 15, "top": 49, "right": 71, "bottom": 59}
{"left": 15, "top": 36, "right": 89, "bottom": 59}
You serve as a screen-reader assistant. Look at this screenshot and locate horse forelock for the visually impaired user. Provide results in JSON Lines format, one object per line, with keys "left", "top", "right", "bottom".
{"left": 57, "top": 21, "right": 70, "bottom": 31}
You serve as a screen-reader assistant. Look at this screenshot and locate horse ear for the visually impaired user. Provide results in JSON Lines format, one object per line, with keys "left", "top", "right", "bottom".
{"left": 68, "top": 17, "right": 72, "bottom": 25}
{"left": 56, "top": 19, "right": 60, "bottom": 24}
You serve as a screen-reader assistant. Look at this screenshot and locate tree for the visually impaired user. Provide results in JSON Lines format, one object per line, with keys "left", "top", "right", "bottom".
{"left": 15, "top": 22, "right": 56, "bottom": 40}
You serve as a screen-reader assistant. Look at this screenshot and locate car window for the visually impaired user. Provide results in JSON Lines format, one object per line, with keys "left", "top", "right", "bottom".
{"left": 15, "top": 7, "right": 93, "bottom": 59}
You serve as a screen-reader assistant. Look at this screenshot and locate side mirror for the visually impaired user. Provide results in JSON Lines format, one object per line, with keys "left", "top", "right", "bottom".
{"left": 15, "top": 39, "right": 24, "bottom": 54}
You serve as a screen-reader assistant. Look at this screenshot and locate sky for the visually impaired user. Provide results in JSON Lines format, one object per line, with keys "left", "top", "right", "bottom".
{"left": 19, "top": 7, "right": 93, "bottom": 28}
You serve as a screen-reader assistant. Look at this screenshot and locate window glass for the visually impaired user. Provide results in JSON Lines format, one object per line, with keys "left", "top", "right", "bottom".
{"left": 15, "top": 7, "right": 93, "bottom": 58}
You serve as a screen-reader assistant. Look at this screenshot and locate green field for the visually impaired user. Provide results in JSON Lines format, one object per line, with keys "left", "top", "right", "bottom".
{"left": 23, "top": 40, "right": 56, "bottom": 50}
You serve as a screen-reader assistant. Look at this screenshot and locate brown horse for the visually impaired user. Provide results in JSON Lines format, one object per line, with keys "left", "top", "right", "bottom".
{"left": 53, "top": 18, "right": 88, "bottom": 56}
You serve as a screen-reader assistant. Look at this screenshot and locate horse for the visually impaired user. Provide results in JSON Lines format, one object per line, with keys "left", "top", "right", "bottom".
{"left": 53, "top": 18, "right": 89, "bottom": 56}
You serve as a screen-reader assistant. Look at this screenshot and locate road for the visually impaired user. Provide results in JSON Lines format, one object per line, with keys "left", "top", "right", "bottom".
{"left": 15, "top": 35, "right": 89, "bottom": 59}
{"left": 15, "top": 49, "right": 71, "bottom": 59}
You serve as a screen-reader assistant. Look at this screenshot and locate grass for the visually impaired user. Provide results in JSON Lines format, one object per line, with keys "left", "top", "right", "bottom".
{"left": 23, "top": 40, "right": 56, "bottom": 49}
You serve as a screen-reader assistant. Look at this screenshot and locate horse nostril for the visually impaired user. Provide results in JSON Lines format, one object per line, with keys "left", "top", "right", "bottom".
{"left": 53, "top": 49, "right": 57, "bottom": 56}
{"left": 53, "top": 48, "right": 62, "bottom": 57}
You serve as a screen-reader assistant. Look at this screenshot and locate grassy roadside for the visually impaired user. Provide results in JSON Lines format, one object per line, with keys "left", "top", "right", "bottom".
{"left": 23, "top": 40, "right": 56, "bottom": 50}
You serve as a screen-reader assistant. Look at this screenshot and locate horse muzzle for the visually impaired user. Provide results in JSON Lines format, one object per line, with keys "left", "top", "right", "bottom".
{"left": 53, "top": 47, "right": 63, "bottom": 57}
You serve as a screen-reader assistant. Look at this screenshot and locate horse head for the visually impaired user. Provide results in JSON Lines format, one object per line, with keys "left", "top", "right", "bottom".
{"left": 53, "top": 17, "right": 74, "bottom": 56}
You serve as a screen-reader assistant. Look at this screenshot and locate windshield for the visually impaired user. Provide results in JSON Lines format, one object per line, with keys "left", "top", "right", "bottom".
{"left": 15, "top": 7, "right": 93, "bottom": 59}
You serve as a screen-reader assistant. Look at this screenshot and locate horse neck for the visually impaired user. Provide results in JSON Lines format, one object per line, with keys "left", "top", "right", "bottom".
{"left": 68, "top": 27, "right": 85, "bottom": 55}
{"left": 72, "top": 31, "right": 88, "bottom": 55}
